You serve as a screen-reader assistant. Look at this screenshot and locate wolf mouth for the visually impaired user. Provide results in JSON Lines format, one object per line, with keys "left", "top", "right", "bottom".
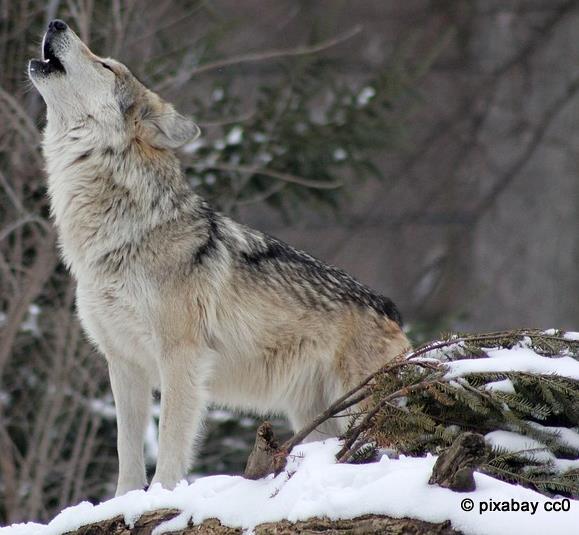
{"left": 30, "top": 33, "right": 66, "bottom": 77}
{"left": 41, "top": 37, "right": 66, "bottom": 74}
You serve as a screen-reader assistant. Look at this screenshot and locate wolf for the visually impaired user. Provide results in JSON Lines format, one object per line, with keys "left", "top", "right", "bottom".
{"left": 29, "top": 19, "right": 411, "bottom": 496}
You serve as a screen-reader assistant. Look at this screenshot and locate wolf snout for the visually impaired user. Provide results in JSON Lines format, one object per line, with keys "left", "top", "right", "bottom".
{"left": 45, "top": 19, "right": 68, "bottom": 51}
{"left": 48, "top": 19, "right": 67, "bottom": 33}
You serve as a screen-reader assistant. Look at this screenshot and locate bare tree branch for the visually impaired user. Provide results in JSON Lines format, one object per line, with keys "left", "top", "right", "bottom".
{"left": 155, "top": 25, "right": 362, "bottom": 90}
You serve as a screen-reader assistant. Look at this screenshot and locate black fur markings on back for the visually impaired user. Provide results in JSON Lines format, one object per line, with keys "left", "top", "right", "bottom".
{"left": 192, "top": 203, "right": 221, "bottom": 265}
{"left": 241, "top": 234, "right": 402, "bottom": 325}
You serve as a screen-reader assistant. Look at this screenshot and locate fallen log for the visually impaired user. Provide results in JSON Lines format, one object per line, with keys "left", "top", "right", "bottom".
{"left": 67, "top": 510, "right": 461, "bottom": 534}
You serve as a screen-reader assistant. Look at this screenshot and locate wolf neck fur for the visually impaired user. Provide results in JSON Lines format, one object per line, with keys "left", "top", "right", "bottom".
{"left": 43, "top": 119, "right": 197, "bottom": 277}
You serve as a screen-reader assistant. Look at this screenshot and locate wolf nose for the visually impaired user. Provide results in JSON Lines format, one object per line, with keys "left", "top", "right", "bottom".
{"left": 48, "top": 19, "right": 67, "bottom": 32}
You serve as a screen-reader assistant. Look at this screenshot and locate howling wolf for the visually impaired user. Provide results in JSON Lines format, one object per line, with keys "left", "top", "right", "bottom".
{"left": 29, "top": 19, "right": 411, "bottom": 495}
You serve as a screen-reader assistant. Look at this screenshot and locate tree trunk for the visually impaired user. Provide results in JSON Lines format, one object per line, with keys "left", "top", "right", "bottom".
{"left": 428, "top": 432, "right": 486, "bottom": 492}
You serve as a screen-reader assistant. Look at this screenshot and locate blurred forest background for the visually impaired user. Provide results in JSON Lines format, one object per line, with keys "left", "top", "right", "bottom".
{"left": 1, "top": 0, "right": 579, "bottom": 525}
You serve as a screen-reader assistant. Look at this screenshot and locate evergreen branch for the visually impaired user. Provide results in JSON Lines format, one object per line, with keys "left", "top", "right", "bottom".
{"left": 336, "top": 377, "right": 445, "bottom": 463}
{"left": 417, "top": 329, "right": 578, "bottom": 355}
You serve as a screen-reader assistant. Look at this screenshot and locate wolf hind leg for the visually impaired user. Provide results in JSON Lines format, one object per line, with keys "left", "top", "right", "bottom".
{"left": 287, "top": 374, "right": 347, "bottom": 443}
{"left": 289, "top": 410, "right": 345, "bottom": 443}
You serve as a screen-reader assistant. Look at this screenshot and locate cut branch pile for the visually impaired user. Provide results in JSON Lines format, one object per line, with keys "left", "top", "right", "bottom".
{"left": 247, "top": 330, "right": 579, "bottom": 497}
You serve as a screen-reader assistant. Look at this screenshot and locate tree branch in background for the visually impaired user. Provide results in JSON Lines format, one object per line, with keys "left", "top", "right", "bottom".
{"left": 179, "top": 26, "right": 362, "bottom": 78}
{"left": 198, "top": 162, "right": 344, "bottom": 190}
{"left": 470, "top": 72, "right": 579, "bottom": 222}
{"left": 191, "top": 25, "right": 362, "bottom": 76}
{"left": 156, "top": 25, "right": 362, "bottom": 90}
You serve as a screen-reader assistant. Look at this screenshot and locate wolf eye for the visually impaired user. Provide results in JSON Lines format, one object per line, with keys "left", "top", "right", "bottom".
{"left": 101, "top": 62, "right": 114, "bottom": 73}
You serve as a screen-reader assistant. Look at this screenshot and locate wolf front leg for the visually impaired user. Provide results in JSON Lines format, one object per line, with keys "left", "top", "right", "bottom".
{"left": 150, "top": 344, "right": 208, "bottom": 489}
{"left": 108, "top": 357, "right": 151, "bottom": 496}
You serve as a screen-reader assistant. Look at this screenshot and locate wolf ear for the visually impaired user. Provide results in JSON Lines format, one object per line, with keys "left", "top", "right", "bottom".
{"left": 140, "top": 104, "right": 201, "bottom": 149}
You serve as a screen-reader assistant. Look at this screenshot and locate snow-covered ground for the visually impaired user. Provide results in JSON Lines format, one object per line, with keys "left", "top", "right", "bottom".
{"left": 1, "top": 439, "right": 577, "bottom": 535}
{"left": 2, "top": 333, "right": 578, "bottom": 535}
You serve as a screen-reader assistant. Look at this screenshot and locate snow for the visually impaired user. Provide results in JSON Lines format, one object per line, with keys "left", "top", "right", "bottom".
{"left": 485, "top": 379, "right": 516, "bottom": 393}
{"left": 226, "top": 126, "right": 243, "bottom": 145}
{"left": 182, "top": 138, "right": 205, "bottom": 154}
{"left": 444, "top": 345, "right": 579, "bottom": 381}
{"left": 412, "top": 341, "right": 464, "bottom": 362}
{"left": 89, "top": 398, "right": 116, "bottom": 419}
{"left": 144, "top": 417, "right": 159, "bottom": 463}
{"left": 256, "top": 151, "right": 272, "bottom": 164}
{"left": 356, "top": 86, "right": 375, "bottom": 106}
{"left": 485, "top": 430, "right": 579, "bottom": 472}
{"left": 20, "top": 303, "right": 41, "bottom": 336}
{"left": 2, "top": 440, "right": 577, "bottom": 535}
{"left": 211, "top": 88, "right": 224, "bottom": 102}
{"left": 485, "top": 430, "right": 554, "bottom": 463}
{"left": 526, "top": 422, "right": 579, "bottom": 450}
{"left": 207, "top": 409, "right": 236, "bottom": 422}
{"left": 564, "top": 331, "right": 579, "bottom": 341}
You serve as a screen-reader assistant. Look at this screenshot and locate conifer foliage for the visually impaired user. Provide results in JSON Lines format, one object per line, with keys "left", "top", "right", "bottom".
{"left": 332, "top": 330, "right": 579, "bottom": 498}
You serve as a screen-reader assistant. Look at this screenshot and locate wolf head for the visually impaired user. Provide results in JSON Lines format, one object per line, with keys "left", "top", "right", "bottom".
{"left": 29, "top": 20, "right": 200, "bottom": 149}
